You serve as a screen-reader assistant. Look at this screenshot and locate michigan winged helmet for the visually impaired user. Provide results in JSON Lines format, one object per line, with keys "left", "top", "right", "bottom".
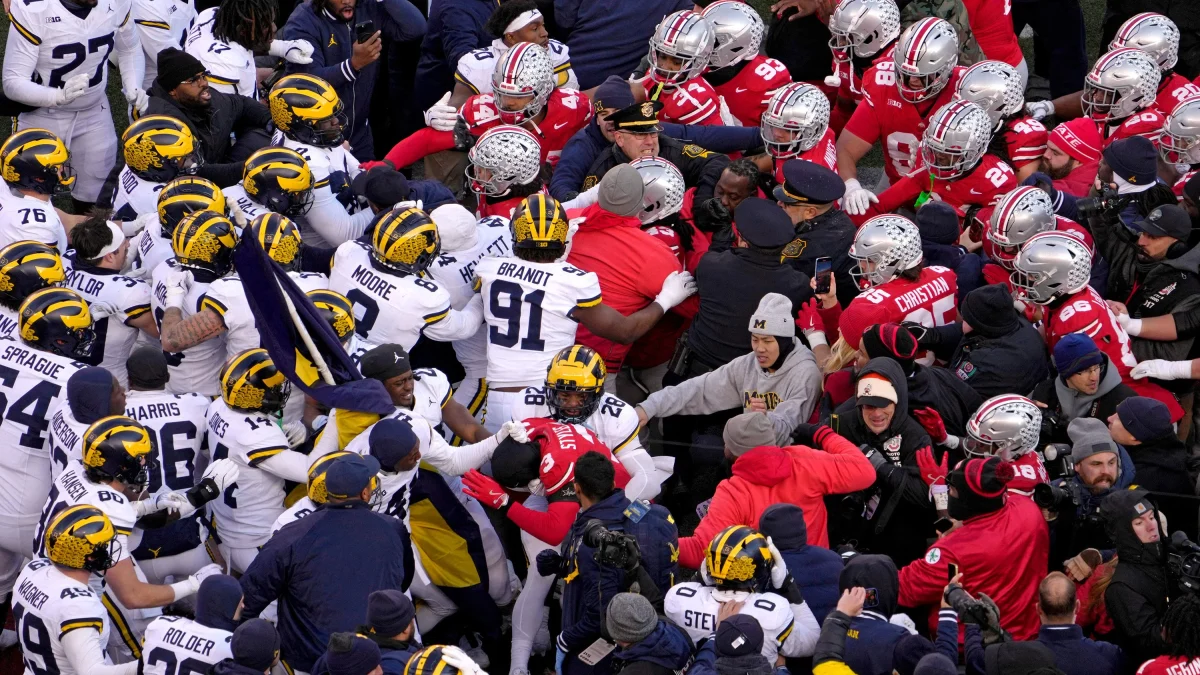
{"left": 121, "top": 115, "right": 202, "bottom": 182}
{"left": 545, "top": 345, "right": 606, "bottom": 424}
{"left": 510, "top": 193, "right": 570, "bottom": 253}
{"left": 81, "top": 415, "right": 156, "bottom": 492}
{"left": 43, "top": 505, "right": 121, "bottom": 572}
{"left": 19, "top": 287, "right": 95, "bottom": 359}
{"left": 268, "top": 74, "right": 348, "bottom": 148}
{"left": 0, "top": 240, "right": 65, "bottom": 311}
{"left": 220, "top": 348, "right": 292, "bottom": 415}
{"left": 369, "top": 207, "right": 441, "bottom": 276}
{"left": 0, "top": 128, "right": 76, "bottom": 195}
{"left": 157, "top": 176, "right": 229, "bottom": 239}
{"left": 171, "top": 210, "right": 239, "bottom": 278}
{"left": 705, "top": 525, "right": 773, "bottom": 592}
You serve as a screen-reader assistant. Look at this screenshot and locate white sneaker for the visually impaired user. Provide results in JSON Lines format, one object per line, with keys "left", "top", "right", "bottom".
{"left": 0, "top": 629, "right": 18, "bottom": 650}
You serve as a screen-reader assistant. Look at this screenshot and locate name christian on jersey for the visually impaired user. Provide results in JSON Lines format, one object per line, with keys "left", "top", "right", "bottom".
{"left": 868, "top": 275, "right": 953, "bottom": 314}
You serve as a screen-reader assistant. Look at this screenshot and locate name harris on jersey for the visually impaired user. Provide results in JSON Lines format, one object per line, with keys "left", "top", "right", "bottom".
{"left": 127, "top": 400, "right": 185, "bottom": 421}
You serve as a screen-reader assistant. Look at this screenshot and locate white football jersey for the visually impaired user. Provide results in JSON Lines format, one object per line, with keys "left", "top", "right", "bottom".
{"left": 0, "top": 188, "right": 69, "bottom": 252}
{"left": 204, "top": 399, "right": 291, "bottom": 549}
{"left": 0, "top": 340, "right": 87, "bottom": 536}
{"left": 510, "top": 389, "right": 641, "bottom": 457}
{"left": 404, "top": 368, "right": 452, "bottom": 427}
{"left": 0, "top": 306, "right": 20, "bottom": 339}
{"left": 111, "top": 167, "right": 165, "bottom": 222}
{"left": 427, "top": 216, "right": 512, "bottom": 380}
{"left": 35, "top": 460, "right": 137, "bottom": 563}
{"left": 184, "top": 7, "right": 257, "bottom": 98}
{"left": 131, "top": 223, "right": 172, "bottom": 276}
{"left": 455, "top": 39, "right": 577, "bottom": 95}
{"left": 204, "top": 271, "right": 328, "bottom": 361}
{"left": 221, "top": 184, "right": 273, "bottom": 225}
{"left": 140, "top": 614, "right": 232, "bottom": 675}
{"left": 474, "top": 257, "right": 602, "bottom": 388}
{"left": 665, "top": 583, "right": 796, "bottom": 661}
{"left": 329, "top": 242, "right": 457, "bottom": 352}
{"left": 63, "top": 265, "right": 153, "bottom": 388}
{"left": 5, "top": 0, "right": 134, "bottom": 112}
{"left": 343, "top": 408, "right": 430, "bottom": 527}
{"left": 11, "top": 559, "right": 112, "bottom": 675}
{"left": 273, "top": 134, "right": 373, "bottom": 248}
{"left": 271, "top": 496, "right": 317, "bottom": 535}
{"left": 149, "top": 259, "right": 225, "bottom": 397}
{"left": 132, "top": 0, "right": 196, "bottom": 90}
{"left": 48, "top": 400, "right": 90, "bottom": 479}
{"left": 125, "top": 390, "right": 210, "bottom": 495}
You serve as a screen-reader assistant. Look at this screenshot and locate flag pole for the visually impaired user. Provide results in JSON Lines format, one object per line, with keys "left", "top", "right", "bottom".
{"left": 276, "top": 274, "right": 337, "bottom": 386}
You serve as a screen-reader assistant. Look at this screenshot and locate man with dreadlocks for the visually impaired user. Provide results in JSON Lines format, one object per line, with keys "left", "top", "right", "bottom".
{"left": 185, "top": 0, "right": 316, "bottom": 100}
{"left": 1137, "top": 594, "right": 1200, "bottom": 674}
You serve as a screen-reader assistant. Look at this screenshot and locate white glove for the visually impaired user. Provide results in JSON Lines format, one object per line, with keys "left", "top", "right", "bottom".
{"left": 889, "top": 613, "right": 919, "bottom": 635}
{"left": 229, "top": 207, "right": 248, "bottom": 230}
{"left": 202, "top": 458, "right": 240, "bottom": 491}
{"left": 1131, "top": 358, "right": 1195, "bottom": 381}
{"left": 157, "top": 491, "right": 197, "bottom": 518}
{"left": 843, "top": 178, "right": 878, "bottom": 216}
{"left": 765, "top": 536, "right": 788, "bottom": 589}
{"left": 164, "top": 268, "right": 193, "bottom": 309}
{"left": 654, "top": 270, "right": 696, "bottom": 312}
{"left": 497, "top": 420, "right": 530, "bottom": 444}
{"left": 123, "top": 86, "right": 150, "bottom": 114}
{"left": 440, "top": 645, "right": 487, "bottom": 675}
{"left": 391, "top": 199, "right": 424, "bottom": 213}
{"left": 1025, "top": 100, "right": 1055, "bottom": 121}
{"left": 125, "top": 264, "right": 152, "bottom": 280}
{"left": 56, "top": 73, "right": 89, "bottom": 106}
{"left": 121, "top": 212, "right": 157, "bottom": 237}
{"left": 424, "top": 92, "right": 459, "bottom": 132}
{"left": 269, "top": 39, "right": 314, "bottom": 64}
{"left": 282, "top": 421, "right": 307, "bottom": 448}
{"left": 1114, "top": 312, "right": 1143, "bottom": 336}
{"left": 86, "top": 300, "right": 121, "bottom": 322}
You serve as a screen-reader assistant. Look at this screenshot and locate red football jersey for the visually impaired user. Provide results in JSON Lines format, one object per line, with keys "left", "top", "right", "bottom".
{"left": 1137, "top": 656, "right": 1200, "bottom": 675}
{"left": 1156, "top": 71, "right": 1200, "bottom": 118}
{"left": 1003, "top": 116, "right": 1049, "bottom": 168}
{"left": 522, "top": 418, "right": 631, "bottom": 502}
{"left": 844, "top": 62, "right": 965, "bottom": 183}
{"left": 773, "top": 128, "right": 838, "bottom": 184}
{"left": 642, "top": 77, "right": 724, "bottom": 126}
{"left": 709, "top": 55, "right": 791, "bottom": 126}
{"left": 476, "top": 187, "right": 548, "bottom": 220}
{"left": 960, "top": 0, "right": 1023, "bottom": 67}
{"left": 834, "top": 45, "right": 895, "bottom": 107}
{"left": 460, "top": 88, "right": 593, "bottom": 167}
{"left": 1006, "top": 452, "right": 1049, "bottom": 495}
{"left": 1174, "top": 169, "right": 1197, "bottom": 196}
{"left": 842, "top": 266, "right": 959, "bottom": 361}
{"left": 863, "top": 154, "right": 1017, "bottom": 222}
{"left": 642, "top": 224, "right": 684, "bottom": 266}
{"left": 1044, "top": 287, "right": 1138, "bottom": 378}
{"left": 1102, "top": 109, "right": 1165, "bottom": 147}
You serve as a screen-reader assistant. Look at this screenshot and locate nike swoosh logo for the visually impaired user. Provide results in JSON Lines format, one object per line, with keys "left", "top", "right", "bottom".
{"left": 554, "top": 121, "right": 569, "bottom": 129}
{"left": 735, "top": 87, "right": 749, "bottom": 93}
{"left": 969, "top": 189, "right": 983, "bottom": 195}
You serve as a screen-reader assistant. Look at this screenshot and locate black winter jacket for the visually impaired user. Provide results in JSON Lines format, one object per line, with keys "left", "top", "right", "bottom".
{"left": 1101, "top": 489, "right": 1173, "bottom": 666}
{"left": 1125, "top": 434, "right": 1198, "bottom": 539}
{"left": 583, "top": 136, "right": 728, "bottom": 207}
{"left": 939, "top": 314, "right": 1049, "bottom": 400}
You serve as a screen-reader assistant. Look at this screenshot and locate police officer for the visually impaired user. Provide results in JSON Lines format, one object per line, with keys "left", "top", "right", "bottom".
{"left": 582, "top": 101, "right": 729, "bottom": 207}
{"left": 774, "top": 159, "right": 858, "bottom": 307}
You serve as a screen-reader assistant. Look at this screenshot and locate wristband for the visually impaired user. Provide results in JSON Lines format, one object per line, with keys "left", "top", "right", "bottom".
{"left": 932, "top": 484, "right": 949, "bottom": 511}
{"left": 186, "top": 478, "right": 220, "bottom": 507}
{"left": 942, "top": 435, "right": 960, "bottom": 450}
{"left": 1123, "top": 317, "right": 1143, "bottom": 336}
{"left": 804, "top": 330, "right": 827, "bottom": 347}
{"left": 170, "top": 578, "right": 198, "bottom": 601}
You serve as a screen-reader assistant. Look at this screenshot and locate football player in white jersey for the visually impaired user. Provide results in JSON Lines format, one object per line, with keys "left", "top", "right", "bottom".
{"left": 0, "top": 240, "right": 67, "bottom": 340}
{"left": 66, "top": 217, "right": 159, "bottom": 387}
{"left": 268, "top": 74, "right": 374, "bottom": 247}
{"left": 426, "top": 205, "right": 513, "bottom": 432}
{"left": 271, "top": 451, "right": 359, "bottom": 534}
{"left": 205, "top": 349, "right": 314, "bottom": 573}
{"left": 510, "top": 346, "right": 669, "bottom": 500}
{"left": 184, "top": 0, "right": 313, "bottom": 99}
{"left": 330, "top": 207, "right": 483, "bottom": 353}
{"left": 111, "top": 116, "right": 201, "bottom": 222}
{"left": 12, "top": 506, "right": 134, "bottom": 675}
{"left": 131, "top": 176, "right": 227, "bottom": 276}
{"left": 3, "top": 0, "right": 147, "bottom": 209}
{"left": 0, "top": 130, "right": 73, "bottom": 251}
{"left": 36, "top": 417, "right": 227, "bottom": 658}
{"left": 0, "top": 288, "right": 94, "bottom": 608}
{"left": 222, "top": 146, "right": 317, "bottom": 226}
{"left": 474, "top": 193, "right": 696, "bottom": 431}
{"left": 665, "top": 526, "right": 819, "bottom": 662}
{"left": 139, "top": 574, "right": 239, "bottom": 675}
{"left": 150, "top": 210, "right": 238, "bottom": 397}
{"left": 131, "top": 0, "right": 197, "bottom": 90}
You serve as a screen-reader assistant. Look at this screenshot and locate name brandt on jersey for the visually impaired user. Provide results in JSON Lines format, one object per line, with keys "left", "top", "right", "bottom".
{"left": 894, "top": 276, "right": 952, "bottom": 313}
{"left": 351, "top": 265, "right": 398, "bottom": 300}
{"left": 128, "top": 402, "right": 184, "bottom": 420}
{"left": 162, "top": 627, "right": 220, "bottom": 657}
{"left": 496, "top": 261, "right": 554, "bottom": 287}
{"left": 1, "top": 345, "right": 71, "bottom": 379}
{"left": 17, "top": 578, "right": 49, "bottom": 610}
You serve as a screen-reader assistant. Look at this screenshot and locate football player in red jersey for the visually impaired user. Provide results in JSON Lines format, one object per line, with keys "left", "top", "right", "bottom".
{"left": 837, "top": 17, "right": 964, "bottom": 215}
{"left": 375, "top": 43, "right": 591, "bottom": 171}
{"left": 956, "top": 60, "right": 1048, "bottom": 183}
{"left": 962, "top": 395, "right": 1048, "bottom": 496}
{"left": 1159, "top": 98, "right": 1200, "bottom": 196}
{"left": 857, "top": 100, "right": 1017, "bottom": 223}
{"left": 757, "top": 83, "right": 836, "bottom": 183}
{"left": 983, "top": 186, "right": 1094, "bottom": 288}
{"left": 825, "top": 0, "right": 901, "bottom": 134}
{"left": 466, "top": 125, "right": 548, "bottom": 219}
{"left": 639, "top": 10, "right": 727, "bottom": 127}
{"left": 1085, "top": 48, "right": 1165, "bottom": 148}
{"left": 839, "top": 215, "right": 958, "bottom": 356}
{"left": 699, "top": 1, "right": 790, "bottom": 127}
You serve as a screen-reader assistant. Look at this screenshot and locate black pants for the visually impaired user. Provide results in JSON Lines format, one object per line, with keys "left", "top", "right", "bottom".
{"left": 1012, "top": 0, "right": 1089, "bottom": 99}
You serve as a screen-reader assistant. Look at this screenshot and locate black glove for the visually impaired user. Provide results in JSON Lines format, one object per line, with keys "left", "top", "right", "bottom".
{"left": 792, "top": 423, "right": 824, "bottom": 448}
{"left": 536, "top": 549, "right": 563, "bottom": 577}
{"left": 693, "top": 197, "right": 732, "bottom": 234}
{"left": 452, "top": 118, "right": 476, "bottom": 152}
{"left": 777, "top": 574, "right": 805, "bottom": 606}
{"left": 184, "top": 477, "right": 221, "bottom": 507}
{"left": 901, "top": 321, "right": 941, "bottom": 348}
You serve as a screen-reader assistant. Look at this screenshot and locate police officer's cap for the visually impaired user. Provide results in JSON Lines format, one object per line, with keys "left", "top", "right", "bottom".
{"left": 733, "top": 198, "right": 795, "bottom": 248}
{"left": 605, "top": 101, "right": 664, "bottom": 134}
{"left": 772, "top": 159, "right": 845, "bottom": 206}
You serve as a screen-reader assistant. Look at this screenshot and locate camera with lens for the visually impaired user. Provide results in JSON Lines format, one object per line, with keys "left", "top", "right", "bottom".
{"left": 1076, "top": 184, "right": 1131, "bottom": 222}
{"left": 1033, "top": 482, "right": 1077, "bottom": 512}
{"left": 582, "top": 520, "right": 641, "bottom": 571}
{"left": 1167, "top": 531, "right": 1200, "bottom": 594}
{"left": 943, "top": 584, "right": 1011, "bottom": 645}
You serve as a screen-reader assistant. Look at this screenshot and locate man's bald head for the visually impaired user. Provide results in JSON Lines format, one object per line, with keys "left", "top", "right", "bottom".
{"left": 1037, "top": 572, "right": 1077, "bottom": 624}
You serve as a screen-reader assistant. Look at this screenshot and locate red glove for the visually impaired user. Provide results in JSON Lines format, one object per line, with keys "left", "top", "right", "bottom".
{"left": 915, "top": 446, "right": 949, "bottom": 488}
{"left": 462, "top": 469, "right": 509, "bottom": 510}
{"left": 797, "top": 298, "right": 825, "bottom": 334}
{"left": 912, "top": 407, "right": 948, "bottom": 444}
{"left": 359, "top": 159, "right": 394, "bottom": 172}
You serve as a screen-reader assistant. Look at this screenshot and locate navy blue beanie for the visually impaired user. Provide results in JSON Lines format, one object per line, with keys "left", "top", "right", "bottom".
{"left": 916, "top": 201, "right": 960, "bottom": 246}
{"left": 1103, "top": 136, "right": 1158, "bottom": 188}
{"left": 1053, "top": 333, "right": 1105, "bottom": 379}
{"left": 67, "top": 367, "right": 115, "bottom": 424}
{"left": 325, "top": 633, "right": 381, "bottom": 675}
{"left": 594, "top": 75, "right": 635, "bottom": 112}
{"left": 893, "top": 635, "right": 936, "bottom": 675}
{"left": 1116, "top": 396, "right": 1174, "bottom": 442}
{"left": 194, "top": 574, "right": 242, "bottom": 632}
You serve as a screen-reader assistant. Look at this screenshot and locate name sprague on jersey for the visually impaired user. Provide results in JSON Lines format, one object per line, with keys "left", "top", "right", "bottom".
{"left": 1, "top": 343, "right": 75, "bottom": 379}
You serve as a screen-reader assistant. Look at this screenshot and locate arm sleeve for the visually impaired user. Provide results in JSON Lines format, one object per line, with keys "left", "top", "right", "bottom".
{"left": 615, "top": 446, "right": 664, "bottom": 501}
{"left": 194, "top": 162, "right": 246, "bottom": 189}
{"left": 506, "top": 500, "right": 579, "bottom": 545}
{"left": 304, "top": 190, "right": 375, "bottom": 245}
{"left": 382, "top": 128, "right": 457, "bottom": 169}
{"left": 781, "top": 600, "right": 821, "bottom": 657}
{"left": 2, "top": 16, "right": 61, "bottom": 108}
{"left": 809, "top": 425, "right": 878, "bottom": 494}
{"left": 257, "top": 449, "right": 312, "bottom": 483}
{"left": 421, "top": 430, "right": 500, "bottom": 475}
{"left": 115, "top": 7, "right": 145, "bottom": 94}
{"left": 559, "top": 564, "right": 623, "bottom": 651}
{"left": 233, "top": 97, "right": 273, "bottom": 132}
{"left": 686, "top": 641, "right": 717, "bottom": 675}
{"left": 279, "top": 20, "right": 356, "bottom": 87}
{"left": 639, "top": 362, "right": 743, "bottom": 418}
{"left": 765, "top": 367, "right": 821, "bottom": 445}
{"left": 1172, "top": 303, "right": 1200, "bottom": 339}
{"left": 811, "top": 610, "right": 853, "bottom": 668}
{"left": 897, "top": 549, "right": 951, "bottom": 608}
{"left": 376, "top": 0, "right": 427, "bottom": 42}
{"left": 661, "top": 123, "right": 762, "bottom": 155}
{"left": 238, "top": 532, "right": 290, "bottom": 618}
{"left": 935, "top": 609, "right": 960, "bottom": 665}
{"left": 133, "top": 18, "right": 183, "bottom": 74}
{"left": 1088, "top": 210, "right": 1138, "bottom": 283}
{"left": 423, "top": 294, "right": 483, "bottom": 342}
{"left": 61, "top": 628, "right": 138, "bottom": 675}
{"left": 859, "top": 173, "right": 924, "bottom": 221}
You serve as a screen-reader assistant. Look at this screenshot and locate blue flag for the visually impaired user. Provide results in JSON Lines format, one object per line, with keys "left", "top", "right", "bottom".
{"left": 233, "top": 236, "right": 394, "bottom": 415}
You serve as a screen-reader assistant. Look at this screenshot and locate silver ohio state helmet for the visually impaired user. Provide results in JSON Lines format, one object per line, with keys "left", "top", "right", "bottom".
{"left": 1011, "top": 231, "right": 1092, "bottom": 305}
{"left": 893, "top": 17, "right": 959, "bottom": 103}
{"left": 1082, "top": 47, "right": 1160, "bottom": 123}
{"left": 648, "top": 10, "right": 716, "bottom": 85}
{"left": 988, "top": 186, "right": 1056, "bottom": 270}
{"left": 760, "top": 82, "right": 830, "bottom": 159}
{"left": 630, "top": 157, "right": 685, "bottom": 225}
{"left": 491, "top": 42, "right": 554, "bottom": 125}
{"left": 964, "top": 394, "right": 1042, "bottom": 459}
{"left": 465, "top": 125, "right": 542, "bottom": 196}
{"left": 1160, "top": 97, "right": 1200, "bottom": 165}
{"left": 849, "top": 215, "right": 923, "bottom": 288}
{"left": 827, "top": 0, "right": 901, "bottom": 62}
{"left": 701, "top": 1, "right": 764, "bottom": 69}
{"left": 920, "top": 99, "right": 992, "bottom": 180}
{"left": 1109, "top": 12, "right": 1180, "bottom": 71}
{"left": 955, "top": 60, "right": 1024, "bottom": 130}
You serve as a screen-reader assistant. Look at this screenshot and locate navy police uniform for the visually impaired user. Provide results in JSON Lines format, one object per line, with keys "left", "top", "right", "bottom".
{"left": 774, "top": 160, "right": 858, "bottom": 308}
